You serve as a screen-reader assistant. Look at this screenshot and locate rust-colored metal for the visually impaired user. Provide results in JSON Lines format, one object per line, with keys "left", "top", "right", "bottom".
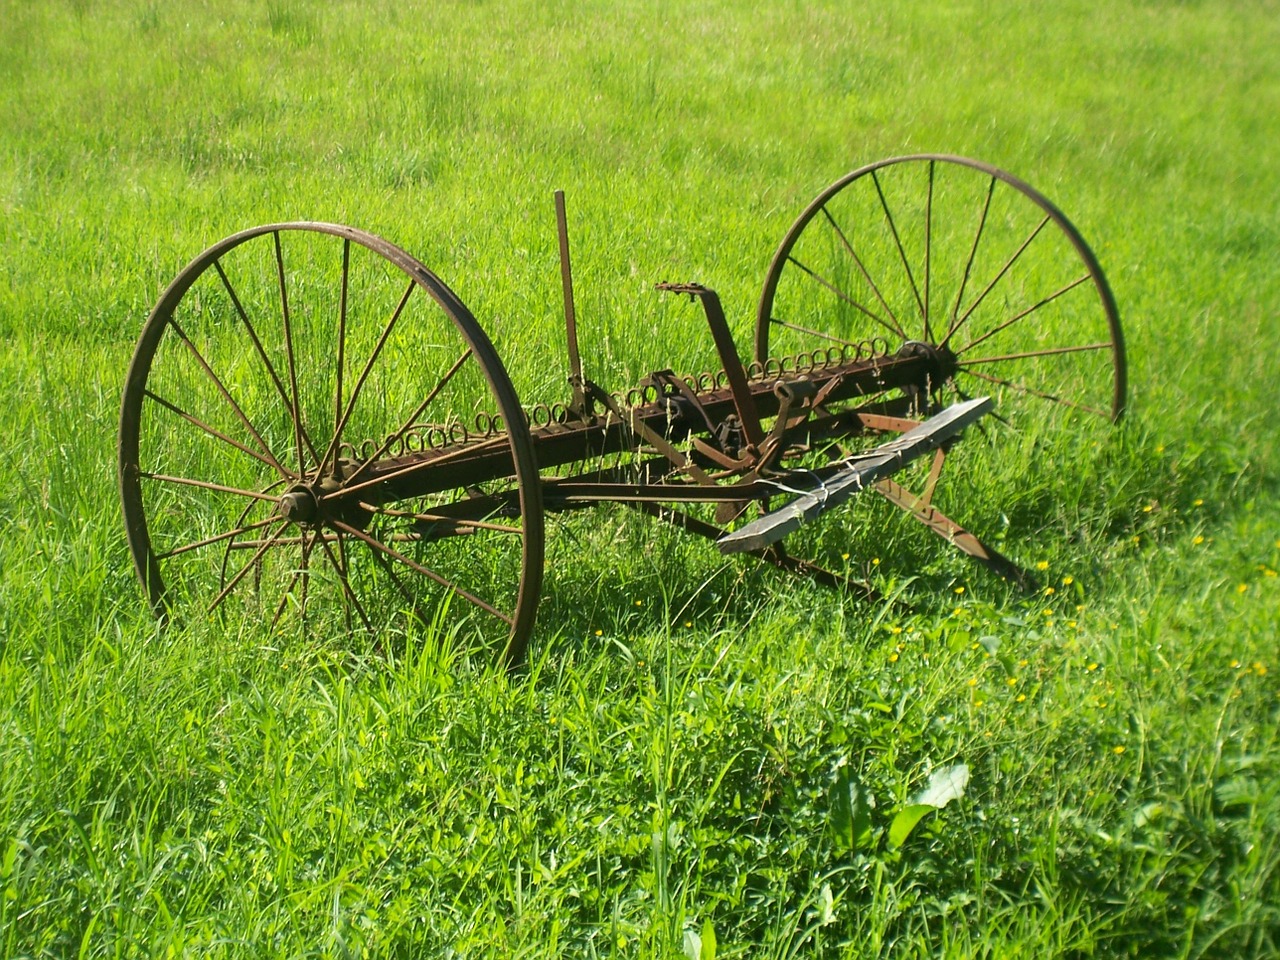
{"left": 120, "top": 155, "right": 1125, "bottom": 667}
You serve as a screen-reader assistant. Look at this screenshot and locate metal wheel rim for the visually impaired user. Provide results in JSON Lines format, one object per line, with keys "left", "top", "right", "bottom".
{"left": 756, "top": 153, "right": 1127, "bottom": 423}
{"left": 119, "top": 222, "right": 544, "bottom": 666}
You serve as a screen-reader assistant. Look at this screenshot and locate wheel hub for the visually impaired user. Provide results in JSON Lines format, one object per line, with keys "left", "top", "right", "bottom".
{"left": 278, "top": 485, "right": 320, "bottom": 525}
{"left": 897, "top": 340, "right": 958, "bottom": 386}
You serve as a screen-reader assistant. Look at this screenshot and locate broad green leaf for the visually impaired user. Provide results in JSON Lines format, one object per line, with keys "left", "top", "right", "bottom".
{"left": 914, "top": 763, "right": 969, "bottom": 808}
{"left": 828, "top": 765, "right": 873, "bottom": 852}
{"left": 701, "top": 918, "right": 717, "bottom": 960}
{"left": 888, "top": 804, "right": 935, "bottom": 848}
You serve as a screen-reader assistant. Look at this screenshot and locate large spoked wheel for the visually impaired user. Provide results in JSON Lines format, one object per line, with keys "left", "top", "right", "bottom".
{"left": 119, "top": 223, "right": 544, "bottom": 666}
{"left": 756, "top": 154, "right": 1126, "bottom": 424}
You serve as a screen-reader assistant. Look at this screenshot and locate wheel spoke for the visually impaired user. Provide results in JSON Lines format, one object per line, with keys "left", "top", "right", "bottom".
{"left": 953, "top": 274, "right": 1092, "bottom": 355}
{"left": 338, "top": 346, "right": 474, "bottom": 487}
{"left": 207, "top": 521, "right": 289, "bottom": 614}
{"left": 270, "top": 566, "right": 301, "bottom": 630}
{"left": 332, "top": 238, "right": 350, "bottom": 473}
{"left": 957, "top": 342, "right": 1113, "bottom": 367}
{"left": 213, "top": 259, "right": 321, "bottom": 467}
{"left": 268, "top": 530, "right": 314, "bottom": 629}
{"left": 787, "top": 253, "right": 904, "bottom": 342}
{"left": 818, "top": 206, "right": 908, "bottom": 339}
{"left": 330, "top": 518, "right": 514, "bottom": 627}
{"left": 961, "top": 366, "right": 1110, "bottom": 418}
{"left": 166, "top": 316, "right": 291, "bottom": 479}
{"left": 367, "top": 543, "right": 420, "bottom": 612}
{"left": 321, "top": 278, "right": 417, "bottom": 476}
{"left": 317, "top": 532, "right": 373, "bottom": 632}
{"left": 143, "top": 389, "right": 281, "bottom": 473}
{"left": 139, "top": 471, "right": 282, "bottom": 504}
{"left": 944, "top": 175, "right": 996, "bottom": 342}
{"left": 157, "top": 515, "right": 280, "bottom": 560}
{"left": 870, "top": 169, "right": 926, "bottom": 329}
{"left": 947, "top": 214, "right": 1051, "bottom": 344}
{"left": 363, "top": 502, "right": 524, "bottom": 535}
{"left": 274, "top": 232, "right": 308, "bottom": 478}
{"left": 923, "top": 160, "right": 934, "bottom": 342}
{"left": 767, "top": 317, "right": 862, "bottom": 349}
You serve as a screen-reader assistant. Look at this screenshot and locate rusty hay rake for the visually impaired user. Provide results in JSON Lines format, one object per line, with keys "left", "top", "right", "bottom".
{"left": 119, "top": 154, "right": 1126, "bottom": 665}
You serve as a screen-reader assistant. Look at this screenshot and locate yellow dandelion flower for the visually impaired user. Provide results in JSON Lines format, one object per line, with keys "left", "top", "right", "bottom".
{"left": 1018, "top": 659, "right": 1029, "bottom": 667}
{"left": 1036, "top": 560, "right": 1050, "bottom": 571}
{"left": 1062, "top": 575, "right": 1074, "bottom": 586}
{"left": 841, "top": 552, "right": 850, "bottom": 560}
{"left": 1044, "top": 586, "right": 1056, "bottom": 596}
{"left": 872, "top": 557, "right": 880, "bottom": 565}
{"left": 954, "top": 586, "right": 965, "bottom": 594}
{"left": 967, "top": 677, "right": 979, "bottom": 687}
{"left": 1142, "top": 504, "right": 1153, "bottom": 513}
{"left": 594, "top": 629, "right": 603, "bottom": 637}
{"left": 1067, "top": 620, "right": 1078, "bottom": 628}
{"left": 1265, "top": 568, "right": 1277, "bottom": 578}
{"left": 1237, "top": 584, "right": 1248, "bottom": 594}
{"left": 970, "top": 642, "right": 980, "bottom": 650}
{"left": 890, "top": 625, "right": 903, "bottom": 635}
{"left": 1006, "top": 677, "right": 1018, "bottom": 686}
{"left": 974, "top": 700, "right": 985, "bottom": 708}
{"left": 1254, "top": 662, "right": 1268, "bottom": 676}
{"left": 1015, "top": 694, "right": 1027, "bottom": 703}
{"left": 888, "top": 653, "right": 899, "bottom": 663}
{"left": 1193, "top": 535, "right": 1204, "bottom": 545}
{"left": 1193, "top": 498, "right": 1204, "bottom": 506}
{"left": 1155, "top": 444, "right": 1165, "bottom": 453}
{"left": 1230, "top": 659, "right": 1241, "bottom": 668}
{"left": 1087, "top": 662, "right": 1099, "bottom": 671}
{"left": 1043, "top": 609, "right": 1054, "bottom": 617}
{"left": 1113, "top": 745, "right": 1126, "bottom": 755}
{"left": 635, "top": 600, "right": 643, "bottom": 606}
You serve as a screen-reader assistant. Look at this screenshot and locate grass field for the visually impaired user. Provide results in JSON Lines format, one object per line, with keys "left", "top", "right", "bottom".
{"left": 1, "top": 0, "right": 1278, "bottom": 956}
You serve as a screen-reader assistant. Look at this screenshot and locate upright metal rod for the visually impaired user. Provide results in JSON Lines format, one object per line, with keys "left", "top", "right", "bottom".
{"left": 554, "top": 190, "right": 584, "bottom": 384}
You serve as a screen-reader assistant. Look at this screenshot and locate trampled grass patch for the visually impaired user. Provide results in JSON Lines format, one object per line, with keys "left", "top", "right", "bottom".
{"left": 1, "top": 0, "right": 1278, "bottom": 956}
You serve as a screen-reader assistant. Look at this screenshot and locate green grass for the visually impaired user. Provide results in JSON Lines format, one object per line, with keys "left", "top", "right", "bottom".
{"left": 2, "top": 0, "right": 1279, "bottom": 956}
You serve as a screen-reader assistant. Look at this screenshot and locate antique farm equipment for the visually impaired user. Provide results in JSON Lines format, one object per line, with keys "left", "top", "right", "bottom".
{"left": 119, "top": 155, "right": 1126, "bottom": 665}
